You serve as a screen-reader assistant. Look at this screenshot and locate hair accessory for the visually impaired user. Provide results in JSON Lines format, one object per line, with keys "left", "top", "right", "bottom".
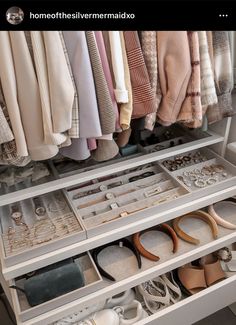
{"left": 92, "top": 238, "right": 142, "bottom": 281}
{"left": 172, "top": 210, "right": 218, "bottom": 245}
{"left": 208, "top": 198, "right": 236, "bottom": 230}
{"left": 132, "top": 223, "right": 178, "bottom": 261}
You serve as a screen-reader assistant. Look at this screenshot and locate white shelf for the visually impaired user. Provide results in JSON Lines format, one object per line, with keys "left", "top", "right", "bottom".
{"left": 0, "top": 131, "right": 223, "bottom": 207}
{"left": 10, "top": 222, "right": 236, "bottom": 325}
{"left": 136, "top": 274, "right": 236, "bottom": 325}
{"left": 2, "top": 183, "right": 236, "bottom": 280}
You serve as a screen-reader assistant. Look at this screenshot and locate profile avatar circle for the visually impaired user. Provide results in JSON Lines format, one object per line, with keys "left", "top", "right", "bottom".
{"left": 6, "top": 7, "right": 24, "bottom": 25}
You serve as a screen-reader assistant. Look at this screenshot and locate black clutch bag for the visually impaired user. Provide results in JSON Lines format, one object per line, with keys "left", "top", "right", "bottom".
{"left": 11, "top": 258, "right": 85, "bottom": 307}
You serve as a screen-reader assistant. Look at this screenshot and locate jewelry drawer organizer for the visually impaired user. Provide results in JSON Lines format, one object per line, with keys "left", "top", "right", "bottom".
{"left": 1, "top": 118, "right": 236, "bottom": 325}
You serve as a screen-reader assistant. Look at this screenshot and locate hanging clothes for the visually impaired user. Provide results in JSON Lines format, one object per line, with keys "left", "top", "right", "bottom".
{"left": 140, "top": 31, "right": 162, "bottom": 130}
{"left": 42, "top": 31, "right": 74, "bottom": 135}
{"left": 0, "top": 87, "right": 14, "bottom": 145}
{"left": 108, "top": 31, "right": 129, "bottom": 104}
{"left": 118, "top": 31, "right": 133, "bottom": 130}
{"left": 59, "top": 31, "right": 80, "bottom": 138}
{"left": 61, "top": 31, "right": 103, "bottom": 161}
{"left": 0, "top": 79, "right": 30, "bottom": 166}
{"left": 94, "top": 31, "right": 120, "bottom": 131}
{"left": 178, "top": 31, "right": 202, "bottom": 125}
{"left": 0, "top": 31, "right": 29, "bottom": 157}
{"left": 9, "top": 31, "right": 59, "bottom": 160}
{"left": 123, "top": 31, "right": 157, "bottom": 119}
{"left": 86, "top": 31, "right": 116, "bottom": 135}
{"left": 30, "top": 31, "right": 69, "bottom": 146}
{"left": 156, "top": 31, "right": 191, "bottom": 126}
{"left": 207, "top": 31, "right": 234, "bottom": 124}
{"left": 198, "top": 32, "right": 218, "bottom": 114}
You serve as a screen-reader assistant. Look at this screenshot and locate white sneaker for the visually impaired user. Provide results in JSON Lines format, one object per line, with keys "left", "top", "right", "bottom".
{"left": 52, "top": 300, "right": 106, "bottom": 324}
{"left": 105, "top": 289, "right": 136, "bottom": 309}
{"left": 78, "top": 309, "right": 120, "bottom": 325}
{"left": 113, "top": 300, "right": 148, "bottom": 325}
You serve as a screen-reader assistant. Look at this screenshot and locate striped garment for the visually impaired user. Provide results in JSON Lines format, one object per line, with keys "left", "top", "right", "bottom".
{"left": 118, "top": 31, "right": 133, "bottom": 130}
{"left": 140, "top": 31, "right": 162, "bottom": 130}
{"left": 198, "top": 31, "right": 218, "bottom": 111}
{"left": 0, "top": 80, "right": 30, "bottom": 166}
{"left": 207, "top": 31, "right": 234, "bottom": 124}
{"left": 86, "top": 31, "right": 116, "bottom": 134}
{"left": 178, "top": 31, "right": 202, "bottom": 126}
{"left": 59, "top": 31, "right": 79, "bottom": 138}
{"left": 123, "top": 31, "right": 156, "bottom": 119}
{"left": 0, "top": 82, "right": 14, "bottom": 145}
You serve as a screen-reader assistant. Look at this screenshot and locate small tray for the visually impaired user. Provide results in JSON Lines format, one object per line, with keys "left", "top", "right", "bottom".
{"left": 158, "top": 148, "right": 236, "bottom": 194}
{"left": 0, "top": 189, "right": 86, "bottom": 268}
{"left": 10, "top": 252, "right": 103, "bottom": 322}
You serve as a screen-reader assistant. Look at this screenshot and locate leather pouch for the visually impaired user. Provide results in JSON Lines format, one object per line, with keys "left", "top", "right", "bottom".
{"left": 11, "top": 258, "right": 85, "bottom": 306}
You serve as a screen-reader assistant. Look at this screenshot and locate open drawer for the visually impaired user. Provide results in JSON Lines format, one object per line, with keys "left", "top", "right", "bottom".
{"left": 66, "top": 147, "right": 236, "bottom": 237}
{"left": 10, "top": 199, "right": 236, "bottom": 325}
{"left": 10, "top": 252, "right": 103, "bottom": 323}
{"left": 0, "top": 188, "right": 86, "bottom": 269}
{"left": 2, "top": 147, "right": 236, "bottom": 281}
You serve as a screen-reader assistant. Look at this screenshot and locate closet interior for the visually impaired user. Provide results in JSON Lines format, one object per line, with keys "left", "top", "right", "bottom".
{"left": 0, "top": 30, "right": 236, "bottom": 325}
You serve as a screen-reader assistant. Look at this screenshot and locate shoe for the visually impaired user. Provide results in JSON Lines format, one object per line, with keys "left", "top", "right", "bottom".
{"left": 113, "top": 300, "right": 148, "bottom": 324}
{"left": 52, "top": 300, "right": 106, "bottom": 324}
{"left": 160, "top": 271, "right": 182, "bottom": 303}
{"left": 136, "top": 277, "right": 170, "bottom": 314}
{"left": 199, "top": 254, "right": 226, "bottom": 286}
{"left": 105, "top": 289, "right": 136, "bottom": 309}
{"left": 177, "top": 263, "right": 207, "bottom": 296}
{"left": 78, "top": 309, "right": 120, "bottom": 325}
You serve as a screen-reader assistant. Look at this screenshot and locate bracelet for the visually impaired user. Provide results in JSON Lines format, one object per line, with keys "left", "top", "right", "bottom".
{"left": 132, "top": 223, "right": 178, "bottom": 261}
{"left": 208, "top": 198, "right": 236, "bottom": 230}
{"left": 92, "top": 238, "right": 142, "bottom": 281}
{"left": 172, "top": 210, "right": 218, "bottom": 245}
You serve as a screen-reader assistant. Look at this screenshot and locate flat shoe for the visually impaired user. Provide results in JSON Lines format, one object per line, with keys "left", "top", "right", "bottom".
{"left": 177, "top": 263, "right": 207, "bottom": 295}
{"left": 199, "top": 254, "right": 226, "bottom": 286}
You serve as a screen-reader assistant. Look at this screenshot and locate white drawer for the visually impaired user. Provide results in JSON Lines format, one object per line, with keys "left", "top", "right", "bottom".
{"left": 8, "top": 200, "right": 236, "bottom": 325}
{"left": 10, "top": 252, "right": 103, "bottom": 323}
{"left": 136, "top": 273, "right": 236, "bottom": 325}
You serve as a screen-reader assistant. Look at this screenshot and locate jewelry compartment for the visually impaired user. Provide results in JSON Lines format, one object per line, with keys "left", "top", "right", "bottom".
{"left": 0, "top": 189, "right": 86, "bottom": 268}
{"left": 10, "top": 252, "right": 103, "bottom": 322}
{"left": 0, "top": 162, "right": 55, "bottom": 196}
{"left": 65, "top": 162, "right": 189, "bottom": 238}
{"left": 158, "top": 148, "right": 236, "bottom": 194}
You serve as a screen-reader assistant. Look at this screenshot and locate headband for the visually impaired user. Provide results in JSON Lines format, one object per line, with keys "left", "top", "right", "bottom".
{"left": 132, "top": 223, "right": 178, "bottom": 261}
{"left": 208, "top": 198, "right": 236, "bottom": 230}
{"left": 92, "top": 238, "right": 142, "bottom": 281}
{"left": 172, "top": 210, "right": 218, "bottom": 245}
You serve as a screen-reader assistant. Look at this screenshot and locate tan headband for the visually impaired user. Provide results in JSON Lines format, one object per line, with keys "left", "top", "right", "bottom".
{"left": 132, "top": 223, "right": 178, "bottom": 261}
{"left": 172, "top": 210, "right": 218, "bottom": 245}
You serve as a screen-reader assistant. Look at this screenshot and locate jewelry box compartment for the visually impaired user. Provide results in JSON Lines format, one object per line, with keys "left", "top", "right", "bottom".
{"left": 0, "top": 189, "right": 86, "bottom": 268}
{"left": 10, "top": 252, "right": 103, "bottom": 322}
{"left": 66, "top": 163, "right": 189, "bottom": 238}
{"left": 138, "top": 125, "right": 195, "bottom": 154}
{"left": 158, "top": 148, "right": 236, "bottom": 194}
{"left": 0, "top": 162, "right": 55, "bottom": 196}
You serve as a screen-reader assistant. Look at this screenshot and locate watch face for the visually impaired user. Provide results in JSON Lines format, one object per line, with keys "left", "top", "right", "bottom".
{"left": 11, "top": 211, "right": 22, "bottom": 223}
{"left": 35, "top": 207, "right": 46, "bottom": 216}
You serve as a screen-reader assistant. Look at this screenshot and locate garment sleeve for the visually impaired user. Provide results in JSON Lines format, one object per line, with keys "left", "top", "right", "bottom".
{"left": 157, "top": 31, "right": 191, "bottom": 126}
{"left": 108, "top": 31, "right": 129, "bottom": 103}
